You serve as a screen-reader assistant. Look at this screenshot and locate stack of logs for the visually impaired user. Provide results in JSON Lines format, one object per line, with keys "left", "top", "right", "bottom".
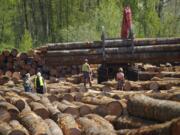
{"left": 0, "top": 49, "right": 82, "bottom": 85}
{"left": 37, "top": 37, "right": 180, "bottom": 66}
{"left": 0, "top": 85, "right": 179, "bottom": 135}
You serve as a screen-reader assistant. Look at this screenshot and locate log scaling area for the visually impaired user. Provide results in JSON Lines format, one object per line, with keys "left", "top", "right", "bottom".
{"left": 0, "top": 0, "right": 180, "bottom": 135}
{"left": 0, "top": 37, "right": 180, "bottom": 135}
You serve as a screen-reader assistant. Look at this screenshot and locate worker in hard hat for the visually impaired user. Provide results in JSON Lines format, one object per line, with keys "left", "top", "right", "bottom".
{"left": 23, "top": 73, "right": 32, "bottom": 92}
{"left": 82, "top": 59, "right": 92, "bottom": 88}
{"left": 116, "top": 68, "right": 125, "bottom": 90}
{"left": 34, "top": 72, "right": 45, "bottom": 94}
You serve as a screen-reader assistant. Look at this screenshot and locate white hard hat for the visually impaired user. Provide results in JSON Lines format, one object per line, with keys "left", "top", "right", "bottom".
{"left": 37, "top": 72, "right": 41, "bottom": 76}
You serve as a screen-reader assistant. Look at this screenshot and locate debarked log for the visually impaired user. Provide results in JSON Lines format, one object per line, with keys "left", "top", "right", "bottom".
{"left": 127, "top": 95, "right": 180, "bottom": 122}
{"left": 38, "top": 37, "right": 180, "bottom": 50}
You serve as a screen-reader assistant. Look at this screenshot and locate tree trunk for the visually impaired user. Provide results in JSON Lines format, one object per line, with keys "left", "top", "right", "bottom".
{"left": 0, "top": 107, "right": 11, "bottom": 122}
{"left": 146, "top": 92, "right": 180, "bottom": 102}
{"left": 45, "top": 119, "right": 63, "bottom": 135}
{"left": 0, "top": 101, "right": 19, "bottom": 120}
{"left": 29, "top": 101, "right": 49, "bottom": 119}
{"left": 57, "top": 113, "right": 81, "bottom": 135}
{"left": 40, "top": 96, "right": 61, "bottom": 121}
{"left": 38, "top": 37, "right": 180, "bottom": 50}
{"left": 127, "top": 95, "right": 180, "bottom": 122}
{"left": 53, "top": 100, "right": 79, "bottom": 118}
{"left": 45, "top": 51, "right": 180, "bottom": 65}
{"left": 80, "top": 96, "right": 123, "bottom": 116}
{"left": 19, "top": 111, "right": 51, "bottom": 135}
{"left": 113, "top": 116, "right": 156, "bottom": 130}
{"left": 73, "top": 102, "right": 95, "bottom": 116}
{"left": 9, "top": 120, "right": 29, "bottom": 135}
{"left": 5, "top": 92, "right": 26, "bottom": 111}
{"left": 77, "top": 117, "right": 116, "bottom": 135}
{"left": 121, "top": 118, "right": 180, "bottom": 135}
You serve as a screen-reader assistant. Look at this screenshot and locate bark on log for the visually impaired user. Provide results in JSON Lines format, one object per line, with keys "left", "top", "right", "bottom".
{"left": 45, "top": 44, "right": 180, "bottom": 57}
{"left": 19, "top": 111, "right": 51, "bottom": 135}
{"left": 0, "top": 76, "right": 10, "bottom": 85}
{"left": 120, "top": 118, "right": 180, "bottom": 135}
{"left": 20, "top": 92, "right": 41, "bottom": 103}
{"left": 0, "top": 101, "right": 19, "bottom": 120}
{"left": 45, "top": 51, "right": 180, "bottom": 65}
{"left": 149, "top": 81, "right": 172, "bottom": 91}
{"left": 161, "top": 72, "right": 180, "bottom": 78}
{"left": 5, "top": 92, "right": 26, "bottom": 111}
{"left": 73, "top": 101, "right": 94, "bottom": 116}
{"left": 85, "top": 114, "right": 115, "bottom": 131}
{"left": 58, "top": 93, "right": 74, "bottom": 102}
{"left": 112, "top": 116, "right": 156, "bottom": 130}
{"left": 53, "top": 100, "right": 79, "bottom": 118}
{"left": 127, "top": 95, "right": 180, "bottom": 122}
{"left": 45, "top": 119, "right": 63, "bottom": 135}
{"left": 9, "top": 120, "right": 29, "bottom": 135}
{"left": 80, "top": 96, "right": 123, "bottom": 116}
{"left": 40, "top": 96, "right": 61, "bottom": 121}
{"left": 38, "top": 37, "right": 180, "bottom": 50}
{"left": 146, "top": 92, "right": 180, "bottom": 102}
{"left": 57, "top": 113, "right": 81, "bottom": 135}
{"left": 29, "top": 101, "right": 49, "bottom": 119}
{"left": 0, "top": 122, "right": 13, "bottom": 135}
{"left": 0, "top": 107, "right": 11, "bottom": 122}
{"left": 77, "top": 117, "right": 117, "bottom": 135}
{"left": 123, "top": 81, "right": 142, "bottom": 91}
{"left": 138, "top": 72, "right": 161, "bottom": 81}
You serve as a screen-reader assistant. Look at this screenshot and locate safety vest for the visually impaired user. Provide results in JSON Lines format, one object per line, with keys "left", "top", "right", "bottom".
{"left": 35, "top": 76, "right": 44, "bottom": 87}
{"left": 82, "top": 63, "right": 90, "bottom": 72}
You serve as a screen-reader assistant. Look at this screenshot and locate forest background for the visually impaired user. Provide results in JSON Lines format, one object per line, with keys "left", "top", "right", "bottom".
{"left": 0, "top": 0, "right": 179, "bottom": 52}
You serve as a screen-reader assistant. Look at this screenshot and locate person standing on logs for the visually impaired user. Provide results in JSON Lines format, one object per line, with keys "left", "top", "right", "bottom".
{"left": 82, "top": 59, "right": 92, "bottom": 88}
{"left": 34, "top": 72, "right": 45, "bottom": 94}
{"left": 23, "top": 73, "right": 32, "bottom": 92}
{"left": 116, "top": 68, "right": 125, "bottom": 90}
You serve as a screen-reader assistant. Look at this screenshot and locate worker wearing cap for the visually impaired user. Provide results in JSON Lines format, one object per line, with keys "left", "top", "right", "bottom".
{"left": 82, "top": 59, "right": 92, "bottom": 87}
{"left": 116, "top": 68, "right": 125, "bottom": 90}
{"left": 34, "top": 72, "right": 45, "bottom": 94}
{"left": 23, "top": 73, "right": 32, "bottom": 92}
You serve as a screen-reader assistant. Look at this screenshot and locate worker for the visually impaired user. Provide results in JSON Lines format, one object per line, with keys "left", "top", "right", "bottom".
{"left": 34, "top": 72, "right": 45, "bottom": 94}
{"left": 23, "top": 73, "right": 32, "bottom": 92}
{"left": 121, "top": 4, "right": 134, "bottom": 39}
{"left": 116, "top": 68, "right": 125, "bottom": 90}
{"left": 82, "top": 59, "right": 92, "bottom": 88}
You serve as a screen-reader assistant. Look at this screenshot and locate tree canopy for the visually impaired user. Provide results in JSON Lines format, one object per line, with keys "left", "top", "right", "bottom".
{"left": 0, "top": 0, "right": 179, "bottom": 51}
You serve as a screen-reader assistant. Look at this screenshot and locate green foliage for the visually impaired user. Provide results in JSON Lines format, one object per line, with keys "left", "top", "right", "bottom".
{"left": 19, "top": 29, "right": 33, "bottom": 52}
{"left": 0, "top": 0, "right": 179, "bottom": 48}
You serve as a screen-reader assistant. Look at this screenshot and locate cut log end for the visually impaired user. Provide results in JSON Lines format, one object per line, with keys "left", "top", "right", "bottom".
{"left": 107, "top": 101, "right": 123, "bottom": 116}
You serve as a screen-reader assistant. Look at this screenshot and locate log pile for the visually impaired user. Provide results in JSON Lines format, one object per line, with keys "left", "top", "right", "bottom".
{"left": 36, "top": 37, "right": 180, "bottom": 66}
{"left": 0, "top": 49, "right": 82, "bottom": 85}
{"left": 0, "top": 82, "right": 179, "bottom": 135}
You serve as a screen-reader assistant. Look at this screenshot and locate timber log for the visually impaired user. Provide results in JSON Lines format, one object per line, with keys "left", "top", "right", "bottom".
{"left": 38, "top": 37, "right": 180, "bottom": 50}
{"left": 36, "top": 38, "right": 180, "bottom": 65}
